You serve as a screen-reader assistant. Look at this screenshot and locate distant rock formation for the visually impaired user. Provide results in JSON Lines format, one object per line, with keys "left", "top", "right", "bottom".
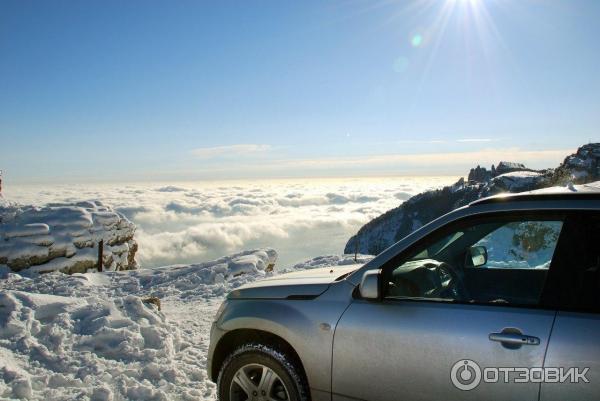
{"left": 345, "top": 143, "right": 600, "bottom": 256}
{"left": 468, "top": 165, "right": 493, "bottom": 183}
{"left": 496, "top": 161, "right": 530, "bottom": 175}
{"left": 0, "top": 201, "right": 137, "bottom": 274}
{"left": 467, "top": 161, "right": 538, "bottom": 184}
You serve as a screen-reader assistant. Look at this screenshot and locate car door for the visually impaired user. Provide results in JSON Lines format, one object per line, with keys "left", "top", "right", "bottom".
{"left": 540, "top": 212, "right": 600, "bottom": 401}
{"left": 332, "top": 212, "right": 570, "bottom": 401}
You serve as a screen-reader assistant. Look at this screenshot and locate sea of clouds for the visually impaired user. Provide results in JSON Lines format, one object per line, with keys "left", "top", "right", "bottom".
{"left": 4, "top": 177, "right": 455, "bottom": 268}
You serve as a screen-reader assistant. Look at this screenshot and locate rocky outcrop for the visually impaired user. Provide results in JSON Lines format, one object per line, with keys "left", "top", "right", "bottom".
{"left": 0, "top": 201, "right": 137, "bottom": 274}
{"left": 551, "top": 143, "right": 600, "bottom": 185}
{"left": 468, "top": 161, "right": 539, "bottom": 184}
{"left": 495, "top": 161, "right": 532, "bottom": 175}
{"left": 345, "top": 143, "right": 600, "bottom": 256}
{"left": 468, "top": 165, "right": 493, "bottom": 183}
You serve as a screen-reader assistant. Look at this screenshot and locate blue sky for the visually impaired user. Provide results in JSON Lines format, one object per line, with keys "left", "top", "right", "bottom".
{"left": 1, "top": 0, "right": 599, "bottom": 183}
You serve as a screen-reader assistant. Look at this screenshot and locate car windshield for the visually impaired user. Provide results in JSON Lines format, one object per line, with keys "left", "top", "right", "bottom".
{"left": 413, "top": 231, "right": 466, "bottom": 260}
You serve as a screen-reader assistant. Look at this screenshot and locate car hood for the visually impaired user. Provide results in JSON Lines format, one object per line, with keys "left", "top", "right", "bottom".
{"left": 227, "top": 265, "right": 361, "bottom": 300}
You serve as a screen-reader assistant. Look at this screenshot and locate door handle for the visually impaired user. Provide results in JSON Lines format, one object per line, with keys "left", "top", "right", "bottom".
{"left": 489, "top": 332, "right": 540, "bottom": 346}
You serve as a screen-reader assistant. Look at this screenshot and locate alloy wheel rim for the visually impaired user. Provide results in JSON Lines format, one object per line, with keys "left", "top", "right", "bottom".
{"left": 229, "top": 363, "right": 290, "bottom": 401}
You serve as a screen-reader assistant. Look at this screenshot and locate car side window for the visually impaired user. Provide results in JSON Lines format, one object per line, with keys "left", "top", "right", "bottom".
{"left": 385, "top": 217, "right": 564, "bottom": 306}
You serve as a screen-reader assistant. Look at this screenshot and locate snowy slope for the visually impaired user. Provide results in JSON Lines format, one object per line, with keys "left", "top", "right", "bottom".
{"left": 0, "top": 249, "right": 366, "bottom": 400}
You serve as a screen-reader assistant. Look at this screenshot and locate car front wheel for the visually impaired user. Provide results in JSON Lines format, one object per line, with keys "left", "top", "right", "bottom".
{"left": 217, "top": 343, "right": 309, "bottom": 401}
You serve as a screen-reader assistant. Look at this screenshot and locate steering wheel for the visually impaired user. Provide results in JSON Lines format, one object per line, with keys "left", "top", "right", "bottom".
{"left": 430, "top": 261, "right": 470, "bottom": 301}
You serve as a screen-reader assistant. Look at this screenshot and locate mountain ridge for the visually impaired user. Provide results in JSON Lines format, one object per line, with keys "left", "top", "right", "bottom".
{"left": 344, "top": 143, "right": 600, "bottom": 255}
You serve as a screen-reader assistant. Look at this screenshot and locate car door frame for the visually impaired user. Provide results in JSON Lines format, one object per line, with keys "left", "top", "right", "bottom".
{"left": 539, "top": 210, "right": 600, "bottom": 401}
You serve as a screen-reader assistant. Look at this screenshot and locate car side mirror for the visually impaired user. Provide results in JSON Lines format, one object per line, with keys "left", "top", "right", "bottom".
{"left": 468, "top": 246, "right": 488, "bottom": 267}
{"left": 359, "top": 269, "right": 381, "bottom": 300}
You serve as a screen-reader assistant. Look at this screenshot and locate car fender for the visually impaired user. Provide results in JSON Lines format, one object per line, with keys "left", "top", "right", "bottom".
{"left": 216, "top": 280, "right": 356, "bottom": 394}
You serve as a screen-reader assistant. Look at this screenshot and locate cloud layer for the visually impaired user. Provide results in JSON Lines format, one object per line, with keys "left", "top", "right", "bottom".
{"left": 6, "top": 177, "right": 454, "bottom": 268}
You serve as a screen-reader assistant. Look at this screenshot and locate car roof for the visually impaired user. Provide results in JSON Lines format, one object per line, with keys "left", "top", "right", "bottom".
{"left": 469, "top": 191, "right": 600, "bottom": 207}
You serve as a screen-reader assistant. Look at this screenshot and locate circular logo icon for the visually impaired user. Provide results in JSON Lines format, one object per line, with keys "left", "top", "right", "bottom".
{"left": 451, "top": 359, "right": 482, "bottom": 391}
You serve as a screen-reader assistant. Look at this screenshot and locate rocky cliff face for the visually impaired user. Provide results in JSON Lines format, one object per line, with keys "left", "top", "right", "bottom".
{"left": 0, "top": 201, "right": 138, "bottom": 275}
{"left": 345, "top": 143, "right": 600, "bottom": 256}
{"left": 552, "top": 143, "right": 600, "bottom": 185}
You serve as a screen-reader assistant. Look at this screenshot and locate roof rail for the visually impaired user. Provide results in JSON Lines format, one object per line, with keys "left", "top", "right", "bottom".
{"left": 470, "top": 191, "right": 600, "bottom": 206}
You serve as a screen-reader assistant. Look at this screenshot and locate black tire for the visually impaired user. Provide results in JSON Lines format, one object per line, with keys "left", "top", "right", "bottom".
{"left": 217, "top": 343, "right": 309, "bottom": 401}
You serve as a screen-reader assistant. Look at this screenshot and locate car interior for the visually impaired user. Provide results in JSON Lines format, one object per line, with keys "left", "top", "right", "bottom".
{"left": 387, "top": 220, "right": 564, "bottom": 306}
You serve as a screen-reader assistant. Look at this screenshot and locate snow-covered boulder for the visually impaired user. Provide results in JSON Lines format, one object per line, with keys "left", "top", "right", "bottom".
{"left": 229, "top": 249, "right": 277, "bottom": 276}
{"left": 0, "top": 201, "right": 137, "bottom": 275}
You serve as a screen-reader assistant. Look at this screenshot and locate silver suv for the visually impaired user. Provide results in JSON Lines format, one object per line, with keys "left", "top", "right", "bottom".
{"left": 208, "top": 192, "right": 600, "bottom": 401}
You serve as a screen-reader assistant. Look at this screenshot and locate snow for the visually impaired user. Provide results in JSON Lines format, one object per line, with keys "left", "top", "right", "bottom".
{"left": 26, "top": 248, "right": 98, "bottom": 274}
{"left": 283, "top": 253, "right": 372, "bottom": 272}
{"left": 529, "top": 180, "right": 600, "bottom": 194}
{"left": 2, "top": 223, "right": 50, "bottom": 239}
{"left": 0, "top": 248, "right": 363, "bottom": 400}
{"left": 491, "top": 171, "right": 545, "bottom": 191}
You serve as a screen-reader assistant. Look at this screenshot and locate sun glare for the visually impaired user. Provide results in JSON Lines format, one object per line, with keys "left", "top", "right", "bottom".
{"left": 452, "top": 0, "right": 480, "bottom": 4}
{"left": 382, "top": 0, "right": 510, "bottom": 102}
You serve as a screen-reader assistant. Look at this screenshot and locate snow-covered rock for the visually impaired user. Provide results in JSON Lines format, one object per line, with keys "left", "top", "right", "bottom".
{"left": 495, "top": 161, "right": 530, "bottom": 175}
{"left": 486, "top": 170, "right": 549, "bottom": 193}
{"left": 0, "top": 248, "right": 345, "bottom": 401}
{"left": 552, "top": 143, "right": 600, "bottom": 184}
{"left": 345, "top": 143, "right": 600, "bottom": 256}
{"left": 0, "top": 201, "right": 137, "bottom": 274}
{"left": 529, "top": 180, "right": 600, "bottom": 194}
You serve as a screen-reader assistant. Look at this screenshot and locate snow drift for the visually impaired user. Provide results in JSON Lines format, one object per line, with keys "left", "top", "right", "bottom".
{"left": 0, "top": 248, "right": 282, "bottom": 400}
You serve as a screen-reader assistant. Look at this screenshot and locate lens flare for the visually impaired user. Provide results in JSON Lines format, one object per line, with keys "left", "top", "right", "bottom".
{"left": 411, "top": 34, "right": 423, "bottom": 47}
